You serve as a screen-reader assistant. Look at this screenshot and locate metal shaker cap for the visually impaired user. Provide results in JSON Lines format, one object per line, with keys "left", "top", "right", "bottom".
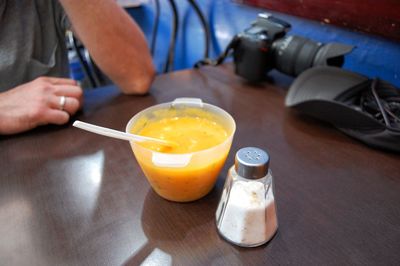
{"left": 235, "top": 147, "right": 270, "bottom": 179}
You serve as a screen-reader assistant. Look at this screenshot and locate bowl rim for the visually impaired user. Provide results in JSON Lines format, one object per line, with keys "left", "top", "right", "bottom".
{"left": 125, "top": 100, "right": 236, "bottom": 156}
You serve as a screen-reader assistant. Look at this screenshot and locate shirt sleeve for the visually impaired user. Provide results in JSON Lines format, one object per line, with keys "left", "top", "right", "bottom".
{"left": 60, "top": 8, "right": 72, "bottom": 32}
{"left": 53, "top": 1, "right": 71, "bottom": 35}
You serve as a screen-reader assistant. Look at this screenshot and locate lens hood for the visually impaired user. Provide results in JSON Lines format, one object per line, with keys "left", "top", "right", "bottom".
{"left": 313, "top": 43, "right": 354, "bottom": 67}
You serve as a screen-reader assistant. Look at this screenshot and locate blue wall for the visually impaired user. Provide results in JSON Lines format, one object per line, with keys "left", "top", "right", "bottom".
{"left": 128, "top": 0, "right": 400, "bottom": 87}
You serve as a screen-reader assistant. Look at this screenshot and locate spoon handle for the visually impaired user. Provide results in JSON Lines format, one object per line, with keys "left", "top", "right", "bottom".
{"left": 73, "top": 120, "right": 153, "bottom": 143}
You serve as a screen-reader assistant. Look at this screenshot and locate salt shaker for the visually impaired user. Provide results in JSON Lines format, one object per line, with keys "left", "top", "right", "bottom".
{"left": 215, "top": 147, "right": 278, "bottom": 247}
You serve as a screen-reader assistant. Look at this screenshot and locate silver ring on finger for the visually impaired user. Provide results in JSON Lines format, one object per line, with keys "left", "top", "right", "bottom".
{"left": 59, "top": 96, "right": 66, "bottom": 111}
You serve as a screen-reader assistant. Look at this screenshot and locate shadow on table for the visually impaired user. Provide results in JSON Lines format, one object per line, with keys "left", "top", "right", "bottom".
{"left": 122, "top": 186, "right": 221, "bottom": 265}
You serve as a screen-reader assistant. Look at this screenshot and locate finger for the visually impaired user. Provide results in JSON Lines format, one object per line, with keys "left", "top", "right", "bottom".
{"left": 62, "top": 97, "right": 81, "bottom": 115}
{"left": 48, "top": 95, "right": 80, "bottom": 114}
{"left": 53, "top": 84, "right": 83, "bottom": 98}
{"left": 53, "top": 85, "right": 84, "bottom": 108}
{"left": 41, "top": 77, "right": 78, "bottom": 86}
{"left": 39, "top": 109, "right": 70, "bottom": 126}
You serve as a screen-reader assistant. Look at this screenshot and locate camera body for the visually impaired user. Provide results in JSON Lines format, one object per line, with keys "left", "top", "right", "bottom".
{"left": 233, "top": 13, "right": 354, "bottom": 82}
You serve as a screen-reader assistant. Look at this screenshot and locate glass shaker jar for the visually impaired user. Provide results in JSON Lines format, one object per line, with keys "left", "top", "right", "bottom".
{"left": 215, "top": 147, "right": 278, "bottom": 247}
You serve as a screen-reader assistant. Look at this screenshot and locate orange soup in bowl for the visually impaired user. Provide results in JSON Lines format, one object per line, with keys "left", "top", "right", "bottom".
{"left": 127, "top": 99, "right": 235, "bottom": 202}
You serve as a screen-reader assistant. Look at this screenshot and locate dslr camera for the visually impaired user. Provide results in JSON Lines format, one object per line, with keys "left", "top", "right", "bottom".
{"left": 201, "top": 13, "right": 354, "bottom": 82}
{"left": 233, "top": 13, "right": 353, "bottom": 81}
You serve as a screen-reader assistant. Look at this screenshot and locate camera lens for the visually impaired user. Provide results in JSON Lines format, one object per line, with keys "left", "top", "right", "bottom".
{"left": 272, "top": 35, "right": 351, "bottom": 77}
{"left": 272, "top": 35, "right": 322, "bottom": 76}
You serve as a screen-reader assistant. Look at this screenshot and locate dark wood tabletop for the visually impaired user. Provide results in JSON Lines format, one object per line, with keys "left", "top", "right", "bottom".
{"left": 1, "top": 65, "right": 400, "bottom": 266}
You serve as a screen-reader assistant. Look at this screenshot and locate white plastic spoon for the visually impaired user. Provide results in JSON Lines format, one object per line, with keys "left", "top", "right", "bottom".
{"left": 73, "top": 120, "right": 177, "bottom": 148}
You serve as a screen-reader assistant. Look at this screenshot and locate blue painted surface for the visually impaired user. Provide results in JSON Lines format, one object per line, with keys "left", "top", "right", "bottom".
{"left": 128, "top": 0, "right": 400, "bottom": 87}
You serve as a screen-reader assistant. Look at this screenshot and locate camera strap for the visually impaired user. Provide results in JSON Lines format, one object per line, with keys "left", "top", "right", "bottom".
{"left": 194, "top": 36, "right": 240, "bottom": 68}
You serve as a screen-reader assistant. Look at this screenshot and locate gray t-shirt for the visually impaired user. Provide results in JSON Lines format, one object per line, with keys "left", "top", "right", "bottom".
{"left": 0, "top": 0, "right": 70, "bottom": 92}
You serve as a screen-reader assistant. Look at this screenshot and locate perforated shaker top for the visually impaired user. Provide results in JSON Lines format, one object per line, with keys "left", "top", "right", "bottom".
{"left": 235, "top": 147, "right": 270, "bottom": 179}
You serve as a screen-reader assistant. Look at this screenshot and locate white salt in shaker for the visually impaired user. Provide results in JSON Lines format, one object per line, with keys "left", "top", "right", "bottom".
{"left": 216, "top": 147, "right": 278, "bottom": 247}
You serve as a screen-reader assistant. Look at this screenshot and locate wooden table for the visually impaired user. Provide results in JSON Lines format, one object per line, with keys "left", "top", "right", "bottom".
{"left": 1, "top": 65, "right": 399, "bottom": 265}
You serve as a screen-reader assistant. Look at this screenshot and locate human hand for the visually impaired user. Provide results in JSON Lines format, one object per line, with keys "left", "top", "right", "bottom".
{"left": 0, "top": 77, "right": 83, "bottom": 135}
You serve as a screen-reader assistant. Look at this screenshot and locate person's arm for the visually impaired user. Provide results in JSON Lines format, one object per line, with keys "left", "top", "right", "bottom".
{"left": 59, "top": 0, "right": 155, "bottom": 95}
{"left": 0, "top": 77, "right": 83, "bottom": 135}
